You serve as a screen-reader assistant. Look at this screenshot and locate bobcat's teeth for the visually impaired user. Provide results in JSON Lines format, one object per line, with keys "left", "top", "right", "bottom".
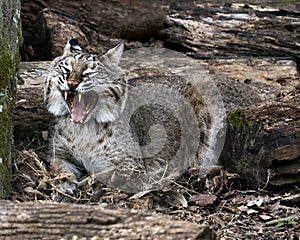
{"left": 64, "top": 91, "right": 68, "bottom": 100}
{"left": 80, "top": 120, "right": 83, "bottom": 124}
{"left": 70, "top": 118, "right": 73, "bottom": 123}
{"left": 78, "top": 93, "right": 82, "bottom": 102}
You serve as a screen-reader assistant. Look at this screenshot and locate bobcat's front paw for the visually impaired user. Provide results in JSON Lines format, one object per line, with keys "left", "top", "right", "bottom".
{"left": 51, "top": 177, "right": 78, "bottom": 202}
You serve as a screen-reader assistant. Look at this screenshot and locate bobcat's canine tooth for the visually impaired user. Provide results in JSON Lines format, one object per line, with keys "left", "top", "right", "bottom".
{"left": 78, "top": 93, "right": 82, "bottom": 102}
{"left": 64, "top": 91, "right": 68, "bottom": 100}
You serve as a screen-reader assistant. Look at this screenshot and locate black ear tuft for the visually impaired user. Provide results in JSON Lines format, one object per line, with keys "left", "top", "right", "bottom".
{"left": 63, "top": 38, "right": 83, "bottom": 56}
{"left": 69, "top": 39, "right": 82, "bottom": 52}
{"left": 69, "top": 39, "right": 78, "bottom": 44}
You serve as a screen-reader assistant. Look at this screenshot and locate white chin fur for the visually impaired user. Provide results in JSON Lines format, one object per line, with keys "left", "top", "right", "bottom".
{"left": 48, "top": 104, "right": 68, "bottom": 116}
{"left": 96, "top": 110, "right": 120, "bottom": 123}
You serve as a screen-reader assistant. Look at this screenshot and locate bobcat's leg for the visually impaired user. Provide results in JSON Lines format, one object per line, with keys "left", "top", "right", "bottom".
{"left": 48, "top": 134, "right": 84, "bottom": 201}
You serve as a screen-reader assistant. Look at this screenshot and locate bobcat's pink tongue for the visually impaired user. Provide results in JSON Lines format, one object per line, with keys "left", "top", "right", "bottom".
{"left": 71, "top": 94, "right": 86, "bottom": 123}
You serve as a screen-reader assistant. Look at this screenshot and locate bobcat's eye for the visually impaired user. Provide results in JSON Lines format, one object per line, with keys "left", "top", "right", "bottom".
{"left": 83, "top": 68, "right": 92, "bottom": 74}
{"left": 82, "top": 69, "right": 96, "bottom": 78}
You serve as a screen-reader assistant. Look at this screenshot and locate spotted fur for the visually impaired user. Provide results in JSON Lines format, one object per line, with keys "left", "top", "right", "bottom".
{"left": 45, "top": 40, "right": 214, "bottom": 195}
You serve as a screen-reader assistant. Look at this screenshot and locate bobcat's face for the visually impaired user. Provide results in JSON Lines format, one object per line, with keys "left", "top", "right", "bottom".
{"left": 45, "top": 39, "right": 127, "bottom": 124}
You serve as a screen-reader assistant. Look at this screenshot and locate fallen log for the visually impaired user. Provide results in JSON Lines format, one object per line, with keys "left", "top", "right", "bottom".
{"left": 21, "top": 1, "right": 300, "bottom": 64}
{"left": 21, "top": 0, "right": 167, "bottom": 60}
{"left": 200, "top": 58, "right": 300, "bottom": 189}
{"left": 163, "top": 2, "right": 300, "bottom": 62}
{"left": 220, "top": 103, "right": 300, "bottom": 189}
{"left": 0, "top": 0, "right": 22, "bottom": 198}
{"left": 0, "top": 200, "right": 217, "bottom": 240}
{"left": 14, "top": 61, "right": 51, "bottom": 149}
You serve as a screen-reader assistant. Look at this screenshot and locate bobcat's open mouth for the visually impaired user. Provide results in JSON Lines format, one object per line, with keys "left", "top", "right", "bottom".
{"left": 62, "top": 90, "right": 98, "bottom": 123}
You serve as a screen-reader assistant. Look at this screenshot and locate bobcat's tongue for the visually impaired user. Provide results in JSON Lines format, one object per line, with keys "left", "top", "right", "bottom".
{"left": 71, "top": 94, "right": 86, "bottom": 123}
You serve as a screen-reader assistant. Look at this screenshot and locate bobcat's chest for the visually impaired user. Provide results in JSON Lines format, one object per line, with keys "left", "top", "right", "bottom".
{"left": 55, "top": 118, "right": 117, "bottom": 165}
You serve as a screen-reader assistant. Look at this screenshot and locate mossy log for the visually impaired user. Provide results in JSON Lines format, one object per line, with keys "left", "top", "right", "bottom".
{"left": 0, "top": 0, "right": 22, "bottom": 198}
{"left": 0, "top": 200, "right": 217, "bottom": 240}
{"left": 219, "top": 103, "right": 300, "bottom": 189}
{"left": 197, "top": 58, "right": 300, "bottom": 189}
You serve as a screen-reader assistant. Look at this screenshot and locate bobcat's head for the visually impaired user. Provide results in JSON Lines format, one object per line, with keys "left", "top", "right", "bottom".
{"left": 44, "top": 39, "right": 127, "bottom": 124}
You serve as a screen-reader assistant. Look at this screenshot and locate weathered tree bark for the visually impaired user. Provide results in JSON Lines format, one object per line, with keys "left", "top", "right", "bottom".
{"left": 0, "top": 200, "right": 217, "bottom": 240}
{"left": 219, "top": 105, "right": 300, "bottom": 189}
{"left": 14, "top": 62, "right": 50, "bottom": 148}
{"left": 200, "top": 58, "right": 300, "bottom": 189}
{"left": 20, "top": 1, "right": 300, "bottom": 62}
{"left": 21, "top": 0, "right": 167, "bottom": 60}
{"left": 0, "top": 0, "right": 22, "bottom": 198}
{"left": 162, "top": 3, "right": 300, "bottom": 62}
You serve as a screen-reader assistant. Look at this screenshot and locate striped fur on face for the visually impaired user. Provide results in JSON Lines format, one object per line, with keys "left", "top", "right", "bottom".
{"left": 44, "top": 40, "right": 127, "bottom": 124}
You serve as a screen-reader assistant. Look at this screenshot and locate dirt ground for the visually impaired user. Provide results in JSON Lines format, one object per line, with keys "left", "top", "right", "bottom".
{"left": 11, "top": 143, "right": 299, "bottom": 239}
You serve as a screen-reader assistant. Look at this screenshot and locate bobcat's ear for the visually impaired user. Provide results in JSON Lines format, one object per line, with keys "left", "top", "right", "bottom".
{"left": 63, "top": 39, "right": 82, "bottom": 55}
{"left": 100, "top": 42, "right": 124, "bottom": 67}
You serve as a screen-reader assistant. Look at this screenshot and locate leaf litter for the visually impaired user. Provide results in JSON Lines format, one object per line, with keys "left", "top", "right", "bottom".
{"left": 11, "top": 149, "right": 299, "bottom": 239}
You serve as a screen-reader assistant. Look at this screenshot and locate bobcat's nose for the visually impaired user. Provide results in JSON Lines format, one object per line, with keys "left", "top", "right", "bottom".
{"left": 68, "top": 80, "right": 79, "bottom": 90}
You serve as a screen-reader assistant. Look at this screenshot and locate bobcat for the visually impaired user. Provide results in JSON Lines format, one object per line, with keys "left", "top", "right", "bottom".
{"left": 44, "top": 39, "right": 217, "bottom": 196}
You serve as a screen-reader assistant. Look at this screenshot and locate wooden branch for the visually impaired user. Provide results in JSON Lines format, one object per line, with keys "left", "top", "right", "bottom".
{"left": 0, "top": 200, "right": 217, "bottom": 240}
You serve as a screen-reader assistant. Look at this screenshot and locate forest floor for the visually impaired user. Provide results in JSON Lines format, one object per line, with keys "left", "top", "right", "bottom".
{"left": 11, "top": 145, "right": 299, "bottom": 240}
